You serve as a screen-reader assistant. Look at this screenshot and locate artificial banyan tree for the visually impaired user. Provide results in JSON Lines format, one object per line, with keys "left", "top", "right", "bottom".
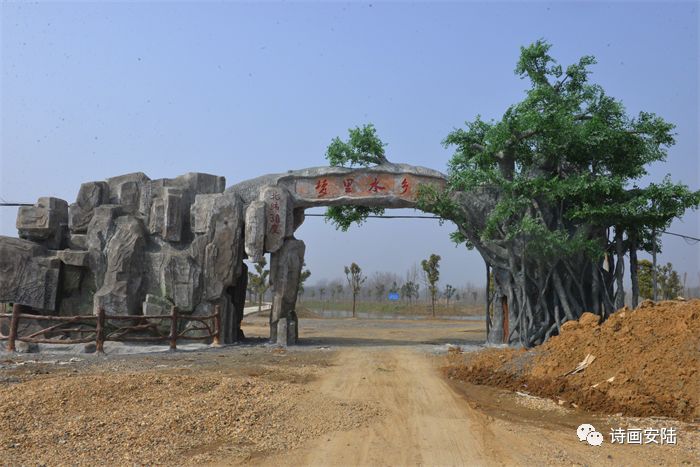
{"left": 325, "top": 41, "right": 700, "bottom": 347}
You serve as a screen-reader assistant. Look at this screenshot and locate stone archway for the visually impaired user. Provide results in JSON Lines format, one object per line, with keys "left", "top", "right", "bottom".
{"left": 227, "top": 163, "right": 446, "bottom": 345}
{"left": 0, "top": 164, "right": 445, "bottom": 346}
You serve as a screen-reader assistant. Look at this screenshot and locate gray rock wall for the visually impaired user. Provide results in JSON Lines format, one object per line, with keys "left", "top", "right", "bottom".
{"left": 1, "top": 171, "right": 245, "bottom": 344}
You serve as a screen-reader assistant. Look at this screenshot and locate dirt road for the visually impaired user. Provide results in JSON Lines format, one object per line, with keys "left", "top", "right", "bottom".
{"left": 261, "top": 347, "right": 506, "bottom": 466}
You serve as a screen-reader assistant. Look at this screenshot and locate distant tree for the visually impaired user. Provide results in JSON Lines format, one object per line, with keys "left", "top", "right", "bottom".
{"left": 389, "top": 281, "right": 399, "bottom": 294}
{"left": 296, "top": 262, "right": 311, "bottom": 300}
{"left": 637, "top": 259, "right": 684, "bottom": 300}
{"left": 248, "top": 257, "right": 270, "bottom": 312}
{"left": 637, "top": 259, "right": 654, "bottom": 300}
{"left": 444, "top": 284, "right": 456, "bottom": 307}
{"left": 421, "top": 254, "right": 441, "bottom": 317}
{"left": 333, "top": 283, "right": 344, "bottom": 301}
{"left": 319, "top": 287, "right": 326, "bottom": 302}
{"left": 374, "top": 282, "right": 386, "bottom": 301}
{"left": 401, "top": 281, "right": 420, "bottom": 305}
{"left": 344, "top": 263, "right": 366, "bottom": 318}
{"left": 659, "top": 263, "right": 683, "bottom": 300}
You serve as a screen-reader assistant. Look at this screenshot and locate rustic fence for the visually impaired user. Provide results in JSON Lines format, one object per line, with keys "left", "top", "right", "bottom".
{"left": 0, "top": 304, "right": 221, "bottom": 352}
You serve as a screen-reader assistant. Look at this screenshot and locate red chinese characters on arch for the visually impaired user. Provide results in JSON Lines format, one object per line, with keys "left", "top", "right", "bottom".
{"left": 295, "top": 173, "right": 428, "bottom": 201}
{"left": 315, "top": 178, "right": 329, "bottom": 197}
{"left": 343, "top": 178, "right": 354, "bottom": 193}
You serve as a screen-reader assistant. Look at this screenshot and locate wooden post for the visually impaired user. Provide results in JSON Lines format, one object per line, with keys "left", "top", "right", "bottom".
{"left": 95, "top": 307, "right": 105, "bottom": 353}
{"left": 169, "top": 306, "right": 178, "bottom": 351}
{"left": 7, "top": 304, "right": 20, "bottom": 352}
{"left": 212, "top": 304, "right": 222, "bottom": 346}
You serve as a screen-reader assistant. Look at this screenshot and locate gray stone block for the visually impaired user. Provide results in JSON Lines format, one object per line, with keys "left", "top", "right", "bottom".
{"left": 68, "top": 181, "right": 108, "bottom": 232}
{"left": 93, "top": 215, "right": 146, "bottom": 315}
{"left": 163, "top": 188, "right": 184, "bottom": 242}
{"left": 0, "top": 236, "right": 60, "bottom": 311}
{"left": 259, "top": 186, "right": 290, "bottom": 253}
{"left": 16, "top": 197, "right": 68, "bottom": 249}
{"left": 161, "top": 254, "right": 199, "bottom": 311}
{"left": 56, "top": 249, "right": 88, "bottom": 267}
{"left": 68, "top": 234, "right": 88, "bottom": 250}
{"left": 190, "top": 194, "right": 218, "bottom": 235}
{"left": 244, "top": 201, "right": 266, "bottom": 262}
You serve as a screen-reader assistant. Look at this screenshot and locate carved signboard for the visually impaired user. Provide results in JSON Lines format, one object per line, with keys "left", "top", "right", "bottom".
{"left": 294, "top": 173, "right": 441, "bottom": 204}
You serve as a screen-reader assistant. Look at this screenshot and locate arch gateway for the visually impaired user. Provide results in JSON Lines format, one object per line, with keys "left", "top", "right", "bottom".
{"left": 0, "top": 163, "right": 448, "bottom": 346}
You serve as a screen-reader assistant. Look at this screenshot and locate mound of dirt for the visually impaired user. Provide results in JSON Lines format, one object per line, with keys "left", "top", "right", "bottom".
{"left": 446, "top": 299, "right": 700, "bottom": 421}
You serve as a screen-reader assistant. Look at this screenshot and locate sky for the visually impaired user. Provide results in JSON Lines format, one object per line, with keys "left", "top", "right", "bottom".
{"left": 1, "top": 1, "right": 698, "bottom": 289}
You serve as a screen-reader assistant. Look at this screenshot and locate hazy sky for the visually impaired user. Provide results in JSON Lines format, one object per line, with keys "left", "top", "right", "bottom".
{"left": 1, "top": 1, "right": 698, "bottom": 288}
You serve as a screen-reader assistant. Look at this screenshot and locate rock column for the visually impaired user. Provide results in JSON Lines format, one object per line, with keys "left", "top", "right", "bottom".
{"left": 268, "top": 238, "right": 305, "bottom": 345}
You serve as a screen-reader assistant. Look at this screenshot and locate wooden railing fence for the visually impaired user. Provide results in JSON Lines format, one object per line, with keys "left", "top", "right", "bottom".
{"left": 0, "top": 304, "right": 221, "bottom": 352}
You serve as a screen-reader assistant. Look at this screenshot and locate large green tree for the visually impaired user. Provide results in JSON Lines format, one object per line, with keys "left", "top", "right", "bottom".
{"left": 326, "top": 41, "right": 699, "bottom": 347}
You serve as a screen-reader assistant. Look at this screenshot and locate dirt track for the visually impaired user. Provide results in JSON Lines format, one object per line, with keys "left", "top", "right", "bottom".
{"left": 260, "top": 347, "right": 502, "bottom": 466}
{"left": 0, "top": 316, "right": 697, "bottom": 465}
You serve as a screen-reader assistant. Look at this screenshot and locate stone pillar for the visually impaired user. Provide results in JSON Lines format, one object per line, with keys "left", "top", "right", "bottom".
{"left": 268, "top": 238, "right": 305, "bottom": 345}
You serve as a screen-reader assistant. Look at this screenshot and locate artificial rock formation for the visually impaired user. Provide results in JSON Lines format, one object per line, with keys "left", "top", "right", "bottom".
{"left": 1, "top": 172, "right": 245, "bottom": 344}
{"left": 1, "top": 163, "right": 446, "bottom": 346}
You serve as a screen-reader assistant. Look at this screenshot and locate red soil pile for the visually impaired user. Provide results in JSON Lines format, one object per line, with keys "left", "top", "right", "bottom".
{"left": 447, "top": 299, "right": 700, "bottom": 421}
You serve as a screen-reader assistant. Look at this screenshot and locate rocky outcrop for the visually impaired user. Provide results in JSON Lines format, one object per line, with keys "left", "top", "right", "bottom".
{"left": 0, "top": 171, "right": 248, "bottom": 344}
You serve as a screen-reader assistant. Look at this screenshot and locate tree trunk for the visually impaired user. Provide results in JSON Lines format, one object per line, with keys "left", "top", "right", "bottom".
{"left": 352, "top": 293, "right": 356, "bottom": 318}
{"left": 485, "top": 261, "right": 491, "bottom": 339}
{"left": 449, "top": 190, "right": 611, "bottom": 347}
{"left": 630, "top": 232, "right": 639, "bottom": 308}
{"left": 614, "top": 226, "right": 625, "bottom": 310}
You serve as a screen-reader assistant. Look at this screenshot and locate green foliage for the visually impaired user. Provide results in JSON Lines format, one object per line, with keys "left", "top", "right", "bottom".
{"left": 326, "top": 123, "right": 388, "bottom": 167}
{"left": 324, "top": 124, "right": 388, "bottom": 230}
{"left": 324, "top": 205, "right": 385, "bottom": 232}
{"left": 637, "top": 259, "right": 684, "bottom": 300}
{"left": 425, "top": 39, "right": 699, "bottom": 260}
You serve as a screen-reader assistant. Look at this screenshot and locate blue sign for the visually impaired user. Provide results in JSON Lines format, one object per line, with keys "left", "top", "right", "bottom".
{"left": 388, "top": 292, "right": 400, "bottom": 301}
